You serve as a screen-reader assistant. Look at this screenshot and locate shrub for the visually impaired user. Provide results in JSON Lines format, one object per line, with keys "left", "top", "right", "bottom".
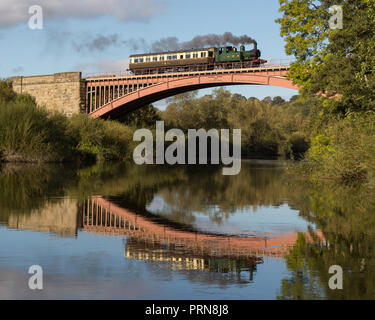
{"left": 301, "top": 115, "right": 375, "bottom": 183}
{"left": 0, "top": 94, "right": 73, "bottom": 162}
{"left": 67, "top": 114, "right": 134, "bottom": 161}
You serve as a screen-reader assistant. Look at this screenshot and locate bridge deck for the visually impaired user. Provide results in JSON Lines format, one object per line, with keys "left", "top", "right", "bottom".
{"left": 84, "top": 65, "right": 291, "bottom": 82}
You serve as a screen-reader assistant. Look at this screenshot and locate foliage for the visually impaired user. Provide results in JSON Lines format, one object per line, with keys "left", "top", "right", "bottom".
{"left": 277, "top": 0, "right": 375, "bottom": 115}
{"left": 278, "top": 0, "right": 375, "bottom": 183}
{"left": 67, "top": 114, "right": 134, "bottom": 161}
{"left": 298, "top": 115, "right": 375, "bottom": 183}
{"left": 0, "top": 84, "right": 74, "bottom": 162}
{"left": 117, "top": 104, "right": 161, "bottom": 128}
{"left": 161, "top": 88, "right": 313, "bottom": 158}
{"left": 0, "top": 80, "right": 135, "bottom": 162}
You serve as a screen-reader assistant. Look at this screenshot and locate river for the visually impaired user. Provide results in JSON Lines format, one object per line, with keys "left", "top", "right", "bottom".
{"left": 0, "top": 160, "right": 374, "bottom": 299}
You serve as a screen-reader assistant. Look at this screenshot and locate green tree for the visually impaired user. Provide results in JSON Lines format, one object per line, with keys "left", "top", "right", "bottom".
{"left": 277, "top": 0, "right": 375, "bottom": 115}
{"left": 117, "top": 104, "right": 161, "bottom": 128}
{"left": 272, "top": 96, "right": 286, "bottom": 105}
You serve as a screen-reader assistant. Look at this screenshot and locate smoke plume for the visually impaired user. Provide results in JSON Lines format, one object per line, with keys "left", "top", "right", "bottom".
{"left": 151, "top": 32, "right": 257, "bottom": 52}
{"left": 68, "top": 32, "right": 257, "bottom": 54}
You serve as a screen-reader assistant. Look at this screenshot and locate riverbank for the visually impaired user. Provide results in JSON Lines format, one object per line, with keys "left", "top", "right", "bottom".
{"left": 0, "top": 80, "right": 135, "bottom": 163}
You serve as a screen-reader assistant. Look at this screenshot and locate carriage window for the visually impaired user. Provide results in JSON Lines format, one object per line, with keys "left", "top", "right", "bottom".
{"left": 201, "top": 52, "right": 206, "bottom": 58}
{"left": 180, "top": 55, "right": 184, "bottom": 59}
{"left": 186, "top": 54, "right": 191, "bottom": 59}
{"left": 208, "top": 52, "right": 213, "bottom": 57}
{"left": 146, "top": 57, "right": 151, "bottom": 62}
{"left": 134, "top": 59, "right": 139, "bottom": 63}
{"left": 139, "top": 58, "right": 144, "bottom": 63}
{"left": 173, "top": 55, "right": 177, "bottom": 60}
{"left": 167, "top": 56, "right": 172, "bottom": 60}
{"left": 153, "top": 57, "right": 158, "bottom": 61}
{"left": 193, "top": 53, "right": 199, "bottom": 58}
{"left": 160, "top": 56, "right": 165, "bottom": 61}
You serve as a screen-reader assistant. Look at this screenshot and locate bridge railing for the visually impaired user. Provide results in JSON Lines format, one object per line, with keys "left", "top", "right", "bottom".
{"left": 83, "top": 58, "right": 295, "bottom": 79}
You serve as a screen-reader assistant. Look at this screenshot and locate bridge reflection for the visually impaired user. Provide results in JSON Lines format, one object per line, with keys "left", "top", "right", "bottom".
{"left": 82, "top": 197, "right": 322, "bottom": 264}
{"left": 125, "top": 238, "right": 263, "bottom": 278}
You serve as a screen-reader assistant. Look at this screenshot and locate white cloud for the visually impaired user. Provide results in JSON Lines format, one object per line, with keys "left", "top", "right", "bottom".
{"left": 0, "top": 0, "right": 167, "bottom": 28}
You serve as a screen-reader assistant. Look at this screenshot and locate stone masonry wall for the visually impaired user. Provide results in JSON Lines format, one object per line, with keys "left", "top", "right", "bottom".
{"left": 11, "top": 72, "right": 86, "bottom": 116}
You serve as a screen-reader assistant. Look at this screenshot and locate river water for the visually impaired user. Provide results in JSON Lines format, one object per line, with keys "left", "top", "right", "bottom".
{"left": 0, "top": 160, "right": 374, "bottom": 300}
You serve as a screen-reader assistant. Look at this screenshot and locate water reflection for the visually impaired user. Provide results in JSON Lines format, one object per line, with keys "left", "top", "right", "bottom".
{"left": 0, "top": 161, "right": 374, "bottom": 299}
{"left": 277, "top": 182, "right": 375, "bottom": 300}
{"left": 125, "top": 238, "right": 263, "bottom": 284}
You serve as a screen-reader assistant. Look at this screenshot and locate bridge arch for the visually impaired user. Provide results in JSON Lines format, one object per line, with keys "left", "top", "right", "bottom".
{"left": 87, "top": 67, "right": 298, "bottom": 119}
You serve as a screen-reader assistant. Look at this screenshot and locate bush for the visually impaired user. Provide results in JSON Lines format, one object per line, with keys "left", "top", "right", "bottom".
{"left": 67, "top": 114, "right": 134, "bottom": 161}
{"left": 0, "top": 92, "right": 74, "bottom": 162}
{"left": 301, "top": 115, "right": 375, "bottom": 183}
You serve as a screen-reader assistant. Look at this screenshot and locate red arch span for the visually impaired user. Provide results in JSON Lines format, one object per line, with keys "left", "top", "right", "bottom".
{"left": 88, "top": 71, "right": 298, "bottom": 119}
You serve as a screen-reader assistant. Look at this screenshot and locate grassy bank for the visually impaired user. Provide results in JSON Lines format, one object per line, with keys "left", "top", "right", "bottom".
{"left": 0, "top": 80, "right": 135, "bottom": 163}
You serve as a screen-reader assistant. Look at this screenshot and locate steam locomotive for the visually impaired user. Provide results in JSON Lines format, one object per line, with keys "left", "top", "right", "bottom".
{"left": 128, "top": 44, "right": 267, "bottom": 75}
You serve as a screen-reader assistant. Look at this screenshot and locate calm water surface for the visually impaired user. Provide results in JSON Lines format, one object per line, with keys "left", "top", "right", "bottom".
{"left": 0, "top": 160, "right": 374, "bottom": 299}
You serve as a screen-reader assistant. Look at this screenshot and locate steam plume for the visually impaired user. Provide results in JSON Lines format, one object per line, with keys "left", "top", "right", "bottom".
{"left": 151, "top": 32, "right": 257, "bottom": 52}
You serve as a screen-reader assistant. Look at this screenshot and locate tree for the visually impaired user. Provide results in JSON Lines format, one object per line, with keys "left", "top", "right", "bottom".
{"left": 277, "top": 0, "right": 375, "bottom": 115}
{"left": 272, "top": 96, "right": 286, "bottom": 105}
{"left": 262, "top": 96, "right": 272, "bottom": 104}
{"left": 289, "top": 95, "right": 300, "bottom": 103}
{"left": 117, "top": 104, "right": 160, "bottom": 128}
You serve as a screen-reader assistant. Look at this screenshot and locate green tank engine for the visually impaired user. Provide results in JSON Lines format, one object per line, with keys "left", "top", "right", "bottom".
{"left": 214, "top": 44, "right": 264, "bottom": 65}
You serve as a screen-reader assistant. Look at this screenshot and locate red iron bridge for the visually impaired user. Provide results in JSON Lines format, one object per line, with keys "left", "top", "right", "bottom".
{"left": 84, "top": 59, "right": 297, "bottom": 119}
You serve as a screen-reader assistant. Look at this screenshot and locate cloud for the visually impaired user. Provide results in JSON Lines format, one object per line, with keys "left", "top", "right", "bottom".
{"left": 0, "top": 0, "right": 167, "bottom": 28}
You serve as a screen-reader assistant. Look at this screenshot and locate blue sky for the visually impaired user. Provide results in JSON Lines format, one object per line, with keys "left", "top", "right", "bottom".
{"left": 0, "top": 0, "right": 298, "bottom": 102}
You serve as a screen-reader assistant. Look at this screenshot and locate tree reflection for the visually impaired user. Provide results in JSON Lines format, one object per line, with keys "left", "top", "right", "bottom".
{"left": 278, "top": 182, "right": 375, "bottom": 300}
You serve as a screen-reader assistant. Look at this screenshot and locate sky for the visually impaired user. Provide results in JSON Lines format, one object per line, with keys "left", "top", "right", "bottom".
{"left": 0, "top": 0, "right": 298, "bottom": 104}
